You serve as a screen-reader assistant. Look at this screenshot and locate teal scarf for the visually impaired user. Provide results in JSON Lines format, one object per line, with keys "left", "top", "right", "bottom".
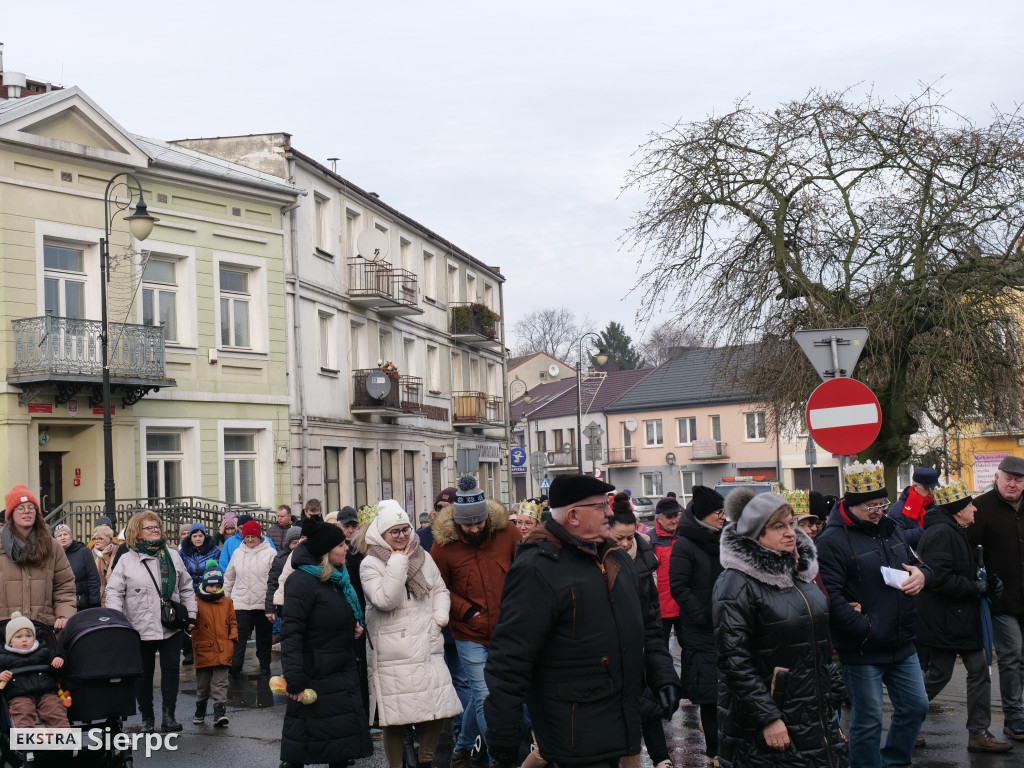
{"left": 133, "top": 538, "right": 174, "bottom": 602}
{"left": 298, "top": 564, "right": 364, "bottom": 625}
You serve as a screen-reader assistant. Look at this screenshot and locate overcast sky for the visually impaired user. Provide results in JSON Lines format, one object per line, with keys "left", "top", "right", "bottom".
{"left": 9, "top": 1, "right": 1022, "bottom": 356}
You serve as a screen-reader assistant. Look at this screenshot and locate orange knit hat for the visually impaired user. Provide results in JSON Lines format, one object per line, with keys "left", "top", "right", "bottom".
{"left": 5, "top": 485, "right": 39, "bottom": 516}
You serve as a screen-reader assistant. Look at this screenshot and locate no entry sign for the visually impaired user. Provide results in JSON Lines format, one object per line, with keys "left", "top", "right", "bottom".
{"left": 805, "top": 378, "right": 881, "bottom": 456}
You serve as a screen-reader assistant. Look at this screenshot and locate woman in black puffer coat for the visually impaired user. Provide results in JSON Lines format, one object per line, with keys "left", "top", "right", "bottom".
{"left": 53, "top": 524, "right": 100, "bottom": 609}
{"left": 669, "top": 486, "right": 725, "bottom": 764}
{"left": 712, "top": 489, "right": 847, "bottom": 768}
{"left": 279, "top": 524, "right": 372, "bottom": 768}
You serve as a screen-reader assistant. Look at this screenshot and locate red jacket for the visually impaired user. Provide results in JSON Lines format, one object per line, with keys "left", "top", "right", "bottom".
{"left": 649, "top": 520, "right": 678, "bottom": 619}
{"left": 430, "top": 504, "right": 520, "bottom": 646}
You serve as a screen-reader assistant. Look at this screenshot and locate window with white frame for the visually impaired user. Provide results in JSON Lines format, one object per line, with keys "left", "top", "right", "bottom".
{"left": 350, "top": 321, "right": 366, "bottom": 369}
{"left": 379, "top": 329, "right": 393, "bottom": 364}
{"left": 218, "top": 265, "right": 251, "bottom": 349}
{"left": 677, "top": 417, "right": 697, "bottom": 445}
{"left": 345, "top": 209, "right": 361, "bottom": 260}
{"left": 745, "top": 411, "right": 767, "bottom": 441}
{"left": 466, "top": 272, "right": 477, "bottom": 303}
{"left": 447, "top": 263, "right": 459, "bottom": 303}
{"left": 680, "top": 470, "right": 703, "bottom": 506}
{"left": 451, "top": 352, "right": 463, "bottom": 389}
{"left": 43, "top": 244, "right": 86, "bottom": 318}
{"left": 427, "top": 345, "right": 440, "bottom": 391}
{"left": 403, "top": 338, "right": 416, "bottom": 377}
{"left": 641, "top": 472, "right": 663, "bottom": 496}
{"left": 141, "top": 258, "right": 178, "bottom": 342}
{"left": 223, "top": 430, "right": 258, "bottom": 504}
{"left": 484, "top": 282, "right": 494, "bottom": 310}
{"left": 314, "top": 195, "right": 332, "bottom": 256}
{"left": 145, "top": 431, "right": 184, "bottom": 501}
{"left": 710, "top": 415, "right": 722, "bottom": 442}
{"left": 318, "top": 310, "right": 337, "bottom": 371}
{"left": 400, "top": 237, "right": 413, "bottom": 272}
{"left": 645, "top": 419, "right": 663, "bottom": 447}
{"left": 423, "top": 250, "right": 436, "bottom": 298}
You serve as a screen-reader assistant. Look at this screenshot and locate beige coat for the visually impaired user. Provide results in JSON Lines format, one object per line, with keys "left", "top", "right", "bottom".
{"left": 360, "top": 524, "right": 462, "bottom": 727}
{"left": 105, "top": 547, "right": 197, "bottom": 641}
{"left": 0, "top": 534, "right": 76, "bottom": 623}
{"left": 272, "top": 550, "right": 295, "bottom": 607}
{"left": 224, "top": 539, "right": 276, "bottom": 611}
{"left": 93, "top": 547, "right": 115, "bottom": 606}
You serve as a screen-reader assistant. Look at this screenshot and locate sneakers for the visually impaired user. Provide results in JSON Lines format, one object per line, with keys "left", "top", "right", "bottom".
{"left": 969, "top": 729, "right": 1013, "bottom": 752}
{"left": 213, "top": 703, "right": 229, "bottom": 728}
{"left": 451, "top": 748, "right": 473, "bottom": 768}
{"left": 1003, "top": 720, "right": 1024, "bottom": 741}
{"left": 193, "top": 700, "right": 208, "bottom": 725}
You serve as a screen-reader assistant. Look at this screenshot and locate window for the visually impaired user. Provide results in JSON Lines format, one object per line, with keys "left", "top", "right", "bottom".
{"left": 324, "top": 447, "right": 341, "bottom": 511}
{"left": 318, "top": 311, "right": 336, "bottom": 371}
{"left": 536, "top": 431, "right": 547, "bottom": 453}
{"left": 314, "top": 195, "right": 331, "bottom": 255}
{"left": 466, "top": 272, "right": 477, "bottom": 303}
{"left": 427, "top": 345, "right": 440, "bottom": 391}
{"left": 345, "top": 209, "right": 361, "bottom": 260}
{"left": 447, "top": 263, "right": 459, "bottom": 303}
{"left": 451, "top": 352, "right": 463, "bottom": 389}
{"left": 145, "top": 431, "right": 183, "bottom": 502}
{"left": 623, "top": 422, "right": 633, "bottom": 460}
{"left": 219, "top": 266, "right": 251, "bottom": 348}
{"left": 350, "top": 321, "right": 366, "bottom": 369}
{"left": 379, "top": 329, "right": 393, "bottom": 364}
{"left": 400, "top": 237, "right": 413, "bottom": 271}
{"left": 645, "top": 419, "right": 663, "bottom": 447}
{"left": 710, "top": 415, "right": 722, "bottom": 442}
{"left": 641, "top": 472, "right": 663, "bottom": 496}
{"left": 381, "top": 450, "right": 395, "bottom": 499}
{"left": 470, "top": 358, "right": 480, "bottom": 390}
{"left": 223, "top": 431, "right": 257, "bottom": 504}
{"left": 43, "top": 244, "right": 85, "bottom": 318}
{"left": 353, "top": 449, "right": 368, "bottom": 508}
{"left": 141, "top": 258, "right": 178, "bottom": 343}
{"left": 745, "top": 412, "right": 767, "bottom": 441}
{"left": 404, "top": 338, "right": 416, "bottom": 377}
{"left": 483, "top": 282, "right": 494, "bottom": 310}
{"left": 680, "top": 470, "right": 704, "bottom": 506}
{"left": 404, "top": 451, "right": 417, "bottom": 516}
{"left": 677, "top": 417, "right": 697, "bottom": 445}
{"left": 423, "top": 251, "right": 436, "bottom": 298}
{"left": 552, "top": 429, "right": 564, "bottom": 455}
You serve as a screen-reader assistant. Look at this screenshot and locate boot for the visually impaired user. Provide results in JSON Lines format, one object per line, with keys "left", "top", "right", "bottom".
{"left": 213, "top": 703, "right": 229, "bottom": 728}
{"left": 968, "top": 729, "right": 1013, "bottom": 753}
{"left": 161, "top": 703, "right": 183, "bottom": 733}
{"left": 193, "top": 700, "right": 208, "bottom": 725}
{"left": 140, "top": 703, "right": 155, "bottom": 733}
{"left": 451, "top": 748, "right": 472, "bottom": 768}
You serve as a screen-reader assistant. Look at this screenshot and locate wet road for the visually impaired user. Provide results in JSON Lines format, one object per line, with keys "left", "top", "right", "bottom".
{"left": 110, "top": 644, "right": 1020, "bottom": 766}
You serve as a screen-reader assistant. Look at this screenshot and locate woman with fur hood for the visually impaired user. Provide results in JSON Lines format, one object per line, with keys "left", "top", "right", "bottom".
{"left": 711, "top": 489, "right": 847, "bottom": 768}
{"left": 359, "top": 500, "right": 462, "bottom": 768}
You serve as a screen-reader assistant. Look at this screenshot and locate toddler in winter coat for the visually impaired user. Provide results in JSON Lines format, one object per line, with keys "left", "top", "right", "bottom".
{"left": 0, "top": 611, "right": 70, "bottom": 737}
{"left": 191, "top": 561, "right": 237, "bottom": 728}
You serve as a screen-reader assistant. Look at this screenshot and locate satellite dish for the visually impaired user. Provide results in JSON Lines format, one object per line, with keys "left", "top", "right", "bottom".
{"left": 562, "top": 443, "right": 573, "bottom": 455}
{"left": 548, "top": 364, "right": 559, "bottom": 377}
{"left": 624, "top": 417, "right": 638, "bottom": 432}
{"left": 356, "top": 229, "right": 390, "bottom": 262}
{"left": 365, "top": 371, "right": 392, "bottom": 401}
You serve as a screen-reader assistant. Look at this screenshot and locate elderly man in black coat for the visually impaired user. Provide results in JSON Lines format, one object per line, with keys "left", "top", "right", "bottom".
{"left": 484, "top": 475, "right": 680, "bottom": 768}
{"left": 917, "top": 481, "right": 1012, "bottom": 753}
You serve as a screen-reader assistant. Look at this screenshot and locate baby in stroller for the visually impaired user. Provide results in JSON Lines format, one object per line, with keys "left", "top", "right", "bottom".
{"left": 0, "top": 612, "right": 68, "bottom": 730}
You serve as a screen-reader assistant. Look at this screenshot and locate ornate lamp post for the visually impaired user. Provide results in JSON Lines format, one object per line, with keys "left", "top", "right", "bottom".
{"left": 100, "top": 172, "right": 158, "bottom": 518}
{"left": 576, "top": 334, "right": 609, "bottom": 474}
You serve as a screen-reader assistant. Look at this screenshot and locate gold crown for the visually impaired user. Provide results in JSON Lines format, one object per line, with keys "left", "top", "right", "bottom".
{"left": 932, "top": 480, "right": 970, "bottom": 507}
{"left": 844, "top": 461, "right": 886, "bottom": 494}
{"left": 783, "top": 489, "right": 810, "bottom": 515}
{"left": 357, "top": 504, "right": 378, "bottom": 528}
{"left": 518, "top": 500, "right": 542, "bottom": 521}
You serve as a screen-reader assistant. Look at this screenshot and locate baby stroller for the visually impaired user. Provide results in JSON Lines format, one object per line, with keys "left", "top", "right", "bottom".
{"left": 0, "top": 609, "right": 142, "bottom": 767}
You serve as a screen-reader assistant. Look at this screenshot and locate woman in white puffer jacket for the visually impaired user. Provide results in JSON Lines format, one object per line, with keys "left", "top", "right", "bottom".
{"left": 360, "top": 500, "right": 462, "bottom": 768}
{"left": 224, "top": 520, "right": 276, "bottom": 678}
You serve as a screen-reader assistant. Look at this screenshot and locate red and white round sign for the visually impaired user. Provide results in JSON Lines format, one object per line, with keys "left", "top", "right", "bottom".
{"left": 805, "top": 378, "right": 881, "bottom": 456}
{"left": 66, "top": 398, "right": 78, "bottom": 417}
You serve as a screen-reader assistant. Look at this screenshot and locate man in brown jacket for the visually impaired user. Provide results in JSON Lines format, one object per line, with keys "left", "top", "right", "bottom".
{"left": 968, "top": 455, "right": 1024, "bottom": 740}
{"left": 431, "top": 475, "right": 519, "bottom": 768}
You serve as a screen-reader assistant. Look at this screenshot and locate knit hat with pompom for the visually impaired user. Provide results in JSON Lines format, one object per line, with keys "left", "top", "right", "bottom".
{"left": 453, "top": 474, "right": 488, "bottom": 525}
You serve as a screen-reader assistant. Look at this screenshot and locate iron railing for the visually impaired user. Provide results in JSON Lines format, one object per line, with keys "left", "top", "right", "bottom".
{"left": 12, "top": 316, "right": 167, "bottom": 379}
{"left": 449, "top": 303, "right": 499, "bottom": 341}
{"left": 348, "top": 259, "right": 419, "bottom": 309}
{"left": 399, "top": 375, "right": 425, "bottom": 413}
{"left": 606, "top": 447, "right": 639, "bottom": 463}
{"left": 352, "top": 368, "right": 401, "bottom": 409}
{"left": 44, "top": 496, "right": 275, "bottom": 542}
{"left": 691, "top": 441, "right": 729, "bottom": 460}
{"left": 452, "top": 392, "right": 504, "bottom": 425}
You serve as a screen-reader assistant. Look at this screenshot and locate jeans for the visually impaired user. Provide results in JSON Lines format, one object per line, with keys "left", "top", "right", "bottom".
{"left": 844, "top": 654, "right": 929, "bottom": 768}
{"left": 992, "top": 614, "right": 1024, "bottom": 722}
{"left": 137, "top": 631, "right": 183, "bottom": 715}
{"left": 923, "top": 647, "right": 991, "bottom": 731}
{"left": 454, "top": 639, "right": 489, "bottom": 752}
{"left": 446, "top": 642, "right": 470, "bottom": 736}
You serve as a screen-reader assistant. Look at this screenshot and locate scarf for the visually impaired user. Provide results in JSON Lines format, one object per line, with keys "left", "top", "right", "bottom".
{"left": 367, "top": 535, "right": 431, "bottom": 599}
{"left": 1, "top": 525, "right": 27, "bottom": 565}
{"left": 198, "top": 590, "right": 224, "bottom": 603}
{"left": 298, "top": 564, "right": 364, "bottom": 625}
{"left": 133, "top": 538, "right": 174, "bottom": 602}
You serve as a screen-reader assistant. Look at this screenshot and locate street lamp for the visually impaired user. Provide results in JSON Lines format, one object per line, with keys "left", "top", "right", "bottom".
{"left": 100, "top": 172, "right": 158, "bottom": 519}
{"left": 576, "top": 333, "right": 609, "bottom": 474}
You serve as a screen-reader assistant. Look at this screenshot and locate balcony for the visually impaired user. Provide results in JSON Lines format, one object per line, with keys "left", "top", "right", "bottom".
{"left": 348, "top": 258, "right": 424, "bottom": 316}
{"left": 8, "top": 316, "right": 175, "bottom": 406}
{"left": 545, "top": 451, "right": 577, "bottom": 467}
{"left": 690, "top": 440, "right": 729, "bottom": 462}
{"left": 449, "top": 303, "right": 502, "bottom": 351}
{"left": 606, "top": 447, "right": 639, "bottom": 464}
{"left": 351, "top": 368, "right": 425, "bottom": 416}
{"left": 452, "top": 392, "right": 505, "bottom": 428}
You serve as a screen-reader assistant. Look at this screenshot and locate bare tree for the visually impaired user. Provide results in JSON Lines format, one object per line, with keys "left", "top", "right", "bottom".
{"left": 511, "top": 309, "right": 593, "bottom": 361}
{"left": 625, "top": 85, "right": 1024, "bottom": 490}
{"left": 639, "top": 319, "right": 701, "bottom": 367}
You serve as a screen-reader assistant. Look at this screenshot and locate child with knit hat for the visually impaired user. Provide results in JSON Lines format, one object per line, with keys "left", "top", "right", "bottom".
{"left": 0, "top": 611, "right": 70, "bottom": 737}
{"left": 191, "top": 561, "right": 237, "bottom": 728}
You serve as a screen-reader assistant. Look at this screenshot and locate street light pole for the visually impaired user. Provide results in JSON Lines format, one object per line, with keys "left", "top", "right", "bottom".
{"left": 100, "top": 172, "right": 158, "bottom": 520}
{"left": 576, "top": 333, "right": 609, "bottom": 474}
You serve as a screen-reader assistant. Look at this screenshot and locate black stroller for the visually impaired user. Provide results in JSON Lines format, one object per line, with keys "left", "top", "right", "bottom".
{"left": 0, "top": 609, "right": 142, "bottom": 767}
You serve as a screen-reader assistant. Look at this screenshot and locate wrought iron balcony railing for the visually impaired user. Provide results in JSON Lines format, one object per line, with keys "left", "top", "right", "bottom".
{"left": 351, "top": 369, "right": 426, "bottom": 414}
{"left": 449, "top": 302, "right": 500, "bottom": 344}
{"left": 10, "top": 316, "right": 170, "bottom": 383}
{"left": 452, "top": 392, "right": 505, "bottom": 426}
{"left": 348, "top": 259, "right": 422, "bottom": 314}
{"left": 606, "top": 447, "right": 639, "bottom": 464}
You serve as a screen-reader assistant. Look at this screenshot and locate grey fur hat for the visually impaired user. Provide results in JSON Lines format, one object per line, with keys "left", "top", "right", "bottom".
{"left": 725, "top": 488, "right": 789, "bottom": 539}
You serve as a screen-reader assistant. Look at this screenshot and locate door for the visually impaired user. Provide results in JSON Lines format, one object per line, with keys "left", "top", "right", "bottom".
{"left": 39, "top": 452, "right": 63, "bottom": 513}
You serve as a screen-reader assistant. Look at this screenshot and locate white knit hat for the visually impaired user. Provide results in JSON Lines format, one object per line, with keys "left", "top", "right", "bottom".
{"left": 5, "top": 611, "right": 34, "bottom": 646}
{"left": 375, "top": 500, "right": 411, "bottom": 534}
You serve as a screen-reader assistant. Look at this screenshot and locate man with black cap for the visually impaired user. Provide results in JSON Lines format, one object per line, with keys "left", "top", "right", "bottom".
{"left": 887, "top": 467, "right": 940, "bottom": 547}
{"left": 650, "top": 496, "right": 683, "bottom": 647}
{"left": 431, "top": 475, "right": 520, "bottom": 768}
{"left": 484, "top": 474, "right": 680, "bottom": 768}
{"left": 816, "top": 461, "right": 931, "bottom": 768}
{"left": 968, "top": 454, "right": 1024, "bottom": 741}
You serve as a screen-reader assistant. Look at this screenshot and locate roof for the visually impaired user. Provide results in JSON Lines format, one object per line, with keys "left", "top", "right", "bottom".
{"left": 511, "top": 368, "right": 655, "bottom": 421}
{"left": 605, "top": 346, "right": 755, "bottom": 413}
{"left": 508, "top": 350, "right": 574, "bottom": 371}
{"left": 509, "top": 379, "right": 577, "bottom": 421}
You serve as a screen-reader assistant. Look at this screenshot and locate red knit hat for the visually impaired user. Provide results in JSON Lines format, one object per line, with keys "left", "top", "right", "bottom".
{"left": 240, "top": 520, "right": 262, "bottom": 537}
{"left": 5, "top": 485, "right": 39, "bottom": 516}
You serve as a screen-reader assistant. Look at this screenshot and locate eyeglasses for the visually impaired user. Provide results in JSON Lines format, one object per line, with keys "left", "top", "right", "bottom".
{"left": 12, "top": 504, "right": 34, "bottom": 513}
{"left": 141, "top": 525, "right": 162, "bottom": 532}
{"left": 386, "top": 527, "right": 412, "bottom": 537}
{"left": 711, "top": 509, "right": 726, "bottom": 517}
{"left": 574, "top": 501, "right": 611, "bottom": 512}
{"left": 862, "top": 502, "right": 891, "bottom": 513}
{"left": 766, "top": 521, "right": 797, "bottom": 533}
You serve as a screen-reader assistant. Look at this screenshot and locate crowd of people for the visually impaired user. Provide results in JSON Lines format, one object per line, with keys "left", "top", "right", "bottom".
{"left": 2, "top": 454, "right": 1023, "bottom": 768}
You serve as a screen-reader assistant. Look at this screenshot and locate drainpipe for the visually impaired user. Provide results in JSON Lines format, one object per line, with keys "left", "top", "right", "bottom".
{"left": 284, "top": 157, "right": 308, "bottom": 505}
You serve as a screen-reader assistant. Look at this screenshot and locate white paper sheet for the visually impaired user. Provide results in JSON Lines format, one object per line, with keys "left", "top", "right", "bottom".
{"left": 881, "top": 565, "right": 909, "bottom": 589}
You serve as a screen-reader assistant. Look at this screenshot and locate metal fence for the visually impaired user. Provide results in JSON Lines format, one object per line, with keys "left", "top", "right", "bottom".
{"left": 12, "top": 316, "right": 167, "bottom": 378}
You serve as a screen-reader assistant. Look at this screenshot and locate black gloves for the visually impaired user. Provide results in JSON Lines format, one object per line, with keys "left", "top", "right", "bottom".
{"left": 976, "top": 575, "right": 1004, "bottom": 599}
{"left": 657, "top": 683, "right": 682, "bottom": 720}
{"left": 486, "top": 738, "right": 519, "bottom": 768}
